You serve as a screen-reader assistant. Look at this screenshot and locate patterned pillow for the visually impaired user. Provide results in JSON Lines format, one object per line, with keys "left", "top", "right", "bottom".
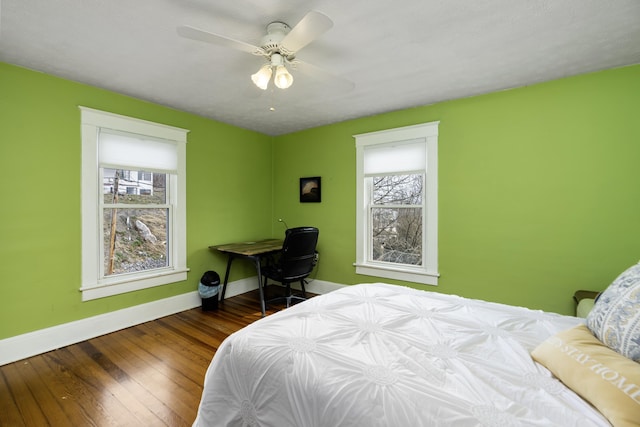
{"left": 586, "top": 263, "right": 640, "bottom": 362}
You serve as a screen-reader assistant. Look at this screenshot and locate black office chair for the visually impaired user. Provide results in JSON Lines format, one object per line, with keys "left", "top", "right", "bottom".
{"left": 261, "top": 226, "right": 319, "bottom": 309}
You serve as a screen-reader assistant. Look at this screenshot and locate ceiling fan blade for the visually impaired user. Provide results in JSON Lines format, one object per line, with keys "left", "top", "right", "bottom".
{"left": 294, "top": 60, "right": 355, "bottom": 92}
{"left": 281, "top": 11, "right": 333, "bottom": 54}
{"left": 177, "top": 25, "right": 263, "bottom": 55}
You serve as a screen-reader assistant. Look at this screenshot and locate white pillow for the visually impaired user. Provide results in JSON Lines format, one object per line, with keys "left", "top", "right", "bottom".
{"left": 586, "top": 263, "right": 640, "bottom": 362}
{"left": 576, "top": 298, "right": 595, "bottom": 318}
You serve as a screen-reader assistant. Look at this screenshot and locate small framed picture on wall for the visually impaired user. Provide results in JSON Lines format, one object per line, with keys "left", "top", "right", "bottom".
{"left": 300, "top": 176, "right": 321, "bottom": 203}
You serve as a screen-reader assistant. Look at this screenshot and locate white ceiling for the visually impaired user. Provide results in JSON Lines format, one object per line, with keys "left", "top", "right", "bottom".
{"left": 1, "top": 0, "right": 639, "bottom": 136}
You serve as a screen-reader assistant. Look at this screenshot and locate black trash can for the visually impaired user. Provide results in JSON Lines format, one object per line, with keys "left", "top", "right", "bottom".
{"left": 199, "top": 271, "right": 221, "bottom": 311}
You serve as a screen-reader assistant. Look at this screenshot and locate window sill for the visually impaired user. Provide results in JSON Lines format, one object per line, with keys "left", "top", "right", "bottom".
{"left": 354, "top": 263, "right": 438, "bottom": 286}
{"left": 80, "top": 268, "right": 189, "bottom": 301}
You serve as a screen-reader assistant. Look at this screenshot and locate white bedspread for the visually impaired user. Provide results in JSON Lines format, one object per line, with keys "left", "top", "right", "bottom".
{"left": 194, "top": 283, "right": 610, "bottom": 426}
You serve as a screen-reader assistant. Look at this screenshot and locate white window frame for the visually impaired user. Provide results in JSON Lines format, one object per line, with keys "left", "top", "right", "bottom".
{"left": 354, "top": 121, "right": 439, "bottom": 286}
{"left": 80, "top": 107, "right": 189, "bottom": 301}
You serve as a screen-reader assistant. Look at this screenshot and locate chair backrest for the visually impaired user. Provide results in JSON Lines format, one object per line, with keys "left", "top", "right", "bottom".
{"left": 279, "top": 227, "right": 319, "bottom": 280}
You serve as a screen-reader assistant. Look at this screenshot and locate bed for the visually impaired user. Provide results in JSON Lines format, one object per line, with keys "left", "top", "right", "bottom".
{"left": 193, "top": 280, "right": 640, "bottom": 426}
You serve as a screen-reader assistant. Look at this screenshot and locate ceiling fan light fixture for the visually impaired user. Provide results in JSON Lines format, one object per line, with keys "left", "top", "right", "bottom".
{"left": 274, "top": 65, "right": 293, "bottom": 89}
{"left": 251, "top": 64, "right": 272, "bottom": 90}
{"left": 179, "top": 11, "right": 336, "bottom": 93}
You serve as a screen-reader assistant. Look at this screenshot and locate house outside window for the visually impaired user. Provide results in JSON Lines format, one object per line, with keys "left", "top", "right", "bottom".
{"left": 80, "top": 107, "right": 189, "bottom": 301}
{"left": 354, "top": 122, "right": 439, "bottom": 285}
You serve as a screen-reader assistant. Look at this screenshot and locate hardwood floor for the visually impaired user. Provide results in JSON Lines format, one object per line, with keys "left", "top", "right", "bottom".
{"left": 0, "top": 287, "right": 308, "bottom": 426}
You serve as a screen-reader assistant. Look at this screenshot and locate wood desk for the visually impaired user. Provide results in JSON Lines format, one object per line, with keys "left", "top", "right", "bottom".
{"left": 210, "top": 239, "right": 283, "bottom": 316}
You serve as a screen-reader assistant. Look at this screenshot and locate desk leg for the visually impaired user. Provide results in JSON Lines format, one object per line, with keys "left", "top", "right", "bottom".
{"left": 220, "top": 255, "right": 234, "bottom": 302}
{"left": 253, "top": 256, "right": 266, "bottom": 317}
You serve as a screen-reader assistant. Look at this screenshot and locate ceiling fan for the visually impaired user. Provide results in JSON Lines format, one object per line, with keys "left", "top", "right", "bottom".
{"left": 177, "top": 11, "right": 348, "bottom": 91}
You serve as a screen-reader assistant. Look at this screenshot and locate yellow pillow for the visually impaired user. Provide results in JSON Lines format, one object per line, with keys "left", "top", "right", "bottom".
{"left": 531, "top": 324, "right": 640, "bottom": 427}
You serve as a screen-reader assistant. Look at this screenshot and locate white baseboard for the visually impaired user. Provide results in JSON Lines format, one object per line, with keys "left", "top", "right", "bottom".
{"left": 0, "top": 277, "right": 344, "bottom": 366}
{"left": 292, "top": 278, "right": 345, "bottom": 295}
{"left": 220, "top": 276, "right": 261, "bottom": 299}
{"left": 0, "top": 290, "right": 199, "bottom": 366}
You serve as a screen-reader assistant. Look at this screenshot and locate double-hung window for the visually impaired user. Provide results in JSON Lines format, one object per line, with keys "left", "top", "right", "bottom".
{"left": 354, "top": 122, "right": 439, "bottom": 285}
{"left": 80, "top": 107, "right": 189, "bottom": 301}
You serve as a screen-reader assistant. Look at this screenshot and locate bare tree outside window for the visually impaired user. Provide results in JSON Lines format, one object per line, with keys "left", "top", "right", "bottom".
{"left": 371, "top": 174, "right": 423, "bottom": 265}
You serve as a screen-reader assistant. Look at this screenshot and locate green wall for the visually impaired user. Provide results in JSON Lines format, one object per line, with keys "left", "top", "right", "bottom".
{"left": 1, "top": 62, "right": 639, "bottom": 341}
{"left": 0, "top": 63, "right": 272, "bottom": 340}
{"left": 273, "top": 64, "right": 640, "bottom": 315}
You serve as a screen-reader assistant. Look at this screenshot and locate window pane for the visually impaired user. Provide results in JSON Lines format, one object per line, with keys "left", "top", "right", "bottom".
{"left": 103, "top": 169, "right": 166, "bottom": 204}
{"left": 371, "top": 207, "right": 422, "bottom": 265}
{"left": 103, "top": 207, "right": 169, "bottom": 276}
{"left": 373, "top": 174, "right": 423, "bottom": 205}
